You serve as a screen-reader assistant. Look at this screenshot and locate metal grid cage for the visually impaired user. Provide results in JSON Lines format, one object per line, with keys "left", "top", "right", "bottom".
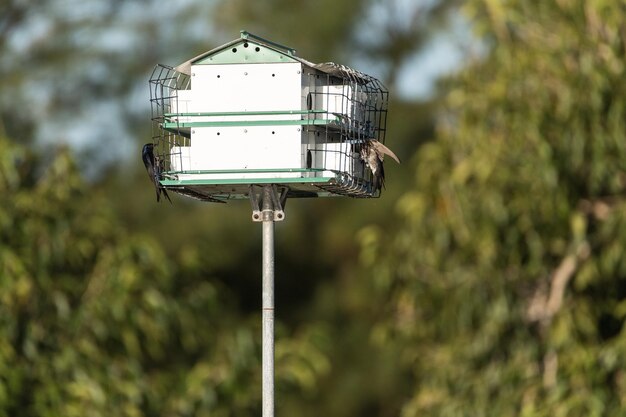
{"left": 149, "top": 60, "right": 389, "bottom": 201}
{"left": 149, "top": 64, "right": 191, "bottom": 178}
{"left": 302, "top": 62, "right": 389, "bottom": 197}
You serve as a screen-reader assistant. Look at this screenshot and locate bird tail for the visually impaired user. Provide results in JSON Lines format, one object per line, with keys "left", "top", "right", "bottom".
{"left": 371, "top": 140, "right": 401, "bottom": 164}
{"left": 162, "top": 188, "right": 173, "bottom": 204}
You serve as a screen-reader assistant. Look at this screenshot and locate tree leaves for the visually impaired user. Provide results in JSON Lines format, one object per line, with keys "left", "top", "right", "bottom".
{"left": 366, "top": 1, "right": 626, "bottom": 415}
{"left": 0, "top": 136, "right": 331, "bottom": 416}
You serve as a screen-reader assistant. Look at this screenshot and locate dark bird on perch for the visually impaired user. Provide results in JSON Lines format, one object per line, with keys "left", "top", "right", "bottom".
{"left": 142, "top": 143, "right": 172, "bottom": 203}
{"left": 360, "top": 139, "right": 401, "bottom": 192}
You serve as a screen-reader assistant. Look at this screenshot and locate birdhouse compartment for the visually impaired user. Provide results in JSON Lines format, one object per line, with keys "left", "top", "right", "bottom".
{"left": 149, "top": 31, "right": 389, "bottom": 202}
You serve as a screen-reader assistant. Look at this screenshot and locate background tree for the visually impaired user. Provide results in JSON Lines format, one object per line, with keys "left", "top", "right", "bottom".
{"left": 0, "top": 135, "right": 332, "bottom": 417}
{"left": 364, "top": 1, "right": 626, "bottom": 415}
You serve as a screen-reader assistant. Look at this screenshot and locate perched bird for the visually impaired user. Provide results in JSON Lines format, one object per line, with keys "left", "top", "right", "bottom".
{"left": 360, "top": 139, "right": 401, "bottom": 192}
{"left": 142, "top": 143, "right": 172, "bottom": 203}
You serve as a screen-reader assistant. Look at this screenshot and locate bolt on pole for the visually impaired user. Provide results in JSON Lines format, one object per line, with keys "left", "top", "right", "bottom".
{"left": 261, "top": 185, "right": 275, "bottom": 417}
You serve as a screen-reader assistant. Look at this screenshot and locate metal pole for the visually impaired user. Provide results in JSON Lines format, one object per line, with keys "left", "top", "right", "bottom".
{"left": 261, "top": 185, "right": 275, "bottom": 417}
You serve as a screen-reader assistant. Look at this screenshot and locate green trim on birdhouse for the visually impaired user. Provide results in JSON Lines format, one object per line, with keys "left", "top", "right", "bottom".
{"left": 194, "top": 40, "right": 298, "bottom": 65}
{"left": 160, "top": 175, "right": 336, "bottom": 187}
{"left": 240, "top": 30, "right": 296, "bottom": 56}
{"left": 161, "top": 109, "right": 342, "bottom": 128}
{"left": 166, "top": 168, "right": 327, "bottom": 175}
{"left": 162, "top": 119, "right": 335, "bottom": 128}
{"left": 164, "top": 110, "right": 328, "bottom": 117}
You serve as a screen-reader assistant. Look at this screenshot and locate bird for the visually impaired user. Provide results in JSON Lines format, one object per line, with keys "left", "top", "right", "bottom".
{"left": 142, "top": 143, "right": 172, "bottom": 203}
{"left": 360, "top": 139, "right": 401, "bottom": 192}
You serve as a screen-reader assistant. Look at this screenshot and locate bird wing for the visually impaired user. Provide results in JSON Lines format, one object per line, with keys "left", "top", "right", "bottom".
{"left": 142, "top": 144, "right": 156, "bottom": 183}
{"left": 370, "top": 140, "right": 401, "bottom": 164}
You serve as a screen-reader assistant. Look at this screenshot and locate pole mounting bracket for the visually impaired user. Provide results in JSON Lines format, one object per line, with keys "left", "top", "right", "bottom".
{"left": 249, "top": 185, "right": 288, "bottom": 222}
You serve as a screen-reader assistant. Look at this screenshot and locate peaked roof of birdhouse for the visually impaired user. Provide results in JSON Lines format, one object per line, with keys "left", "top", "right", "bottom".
{"left": 174, "top": 30, "right": 376, "bottom": 85}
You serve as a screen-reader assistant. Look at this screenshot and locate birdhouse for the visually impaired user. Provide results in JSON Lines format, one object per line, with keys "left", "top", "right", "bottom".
{"left": 149, "top": 30, "right": 394, "bottom": 202}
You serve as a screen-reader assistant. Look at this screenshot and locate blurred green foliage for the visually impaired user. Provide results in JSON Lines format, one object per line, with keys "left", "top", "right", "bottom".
{"left": 366, "top": 1, "right": 626, "bottom": 416}
{"left": 0, "top": 136, "right": 331, "bottom": 417}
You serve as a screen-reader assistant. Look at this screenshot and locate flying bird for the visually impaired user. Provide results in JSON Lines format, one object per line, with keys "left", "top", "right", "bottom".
{"left": 142, "top": 143, "right": 172, "bottom": 203}
{"left": 360, "top": 139, "right": 401, "bottom": 192}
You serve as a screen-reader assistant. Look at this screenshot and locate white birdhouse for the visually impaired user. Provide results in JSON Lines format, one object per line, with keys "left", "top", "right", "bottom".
{"left": 149, "top": 30, "right": 391, "bottom": 202}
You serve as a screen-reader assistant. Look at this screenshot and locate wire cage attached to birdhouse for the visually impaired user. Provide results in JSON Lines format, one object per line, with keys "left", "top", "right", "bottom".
{"left": 149, "top": 31, "right": 390, "bottom": 202}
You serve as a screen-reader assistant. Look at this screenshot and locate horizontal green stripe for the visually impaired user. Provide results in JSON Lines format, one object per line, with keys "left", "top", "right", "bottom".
{"left": 164, "top": 110, "right": 328, "bottom": 117}
{"left": 162, "top": 119, "right": 334, "bottom": 128}
{"left": 160, "top": 176, "right": 335, "bottom": 186}
{"left": 165, "top": 168, "right": 327, "bottom": 175}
